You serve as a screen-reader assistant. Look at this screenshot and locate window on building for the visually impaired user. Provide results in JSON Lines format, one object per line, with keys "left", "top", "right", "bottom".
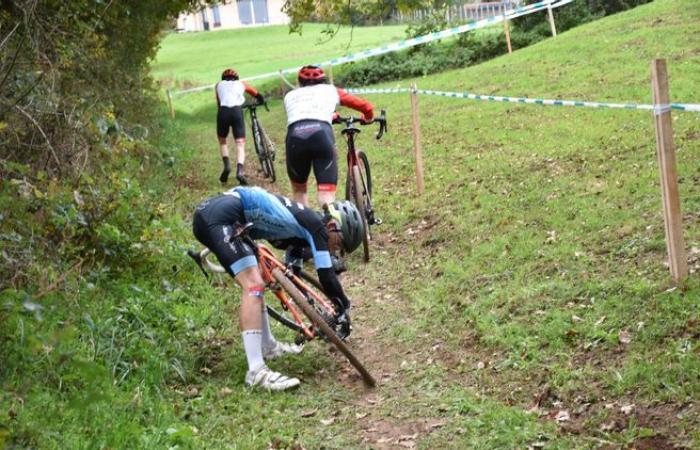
{"left": 212, "top": 4, "right": 222, "bottom": 27}
{"left": 237, "top": 0, "right": 253, "bottom": 25}
{"left": 252, "top": 0, "right": 269, "bottom": 24}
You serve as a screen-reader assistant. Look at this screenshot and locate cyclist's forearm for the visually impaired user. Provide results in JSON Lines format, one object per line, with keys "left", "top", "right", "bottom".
{"left": 317, "top": 268, "right": 350, "bottom": 307}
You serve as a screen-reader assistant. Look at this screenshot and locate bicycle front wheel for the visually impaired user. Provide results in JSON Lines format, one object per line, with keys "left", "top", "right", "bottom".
{"left": 258, "top": 124, "right": 276, "bottom": 182}
{"left": 272, "top": 268, "right": 376, "bottom": 387}
{"left": 352, "top": 164, "right": 371, "bottom": 263}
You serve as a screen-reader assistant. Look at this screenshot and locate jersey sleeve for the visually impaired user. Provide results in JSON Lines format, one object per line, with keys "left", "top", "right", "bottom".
{"left": 242, "top": 81, "right": 259, "bottom": 97}
{"left": 337, "top": 87, "right": 374, "bottom": 120}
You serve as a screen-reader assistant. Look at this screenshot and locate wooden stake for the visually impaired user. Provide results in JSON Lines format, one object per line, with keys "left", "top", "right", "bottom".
{"left": 327, "top": 64, "right": 334, "bottom": 84}
{"left": 651, "top": 59, "right": 688, "bottom": 282}
{"left": 279, "top": 70, "right": 287, "bottom": 95}
{"left": 547, "top": 6, "right": 557, "bottom": 37}
{"left": 409, "top": 83, "right": 425, "bottom": 195}
{"left": 166, "top": 89, "right": 175, "bottom": 119}
{"left": 503, "top": 19, "right": 512, "bottom": 54}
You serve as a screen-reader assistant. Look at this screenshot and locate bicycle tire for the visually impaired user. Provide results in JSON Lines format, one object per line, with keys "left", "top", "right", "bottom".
{"left": 252, "top": 120, "right": 267, "bottom": 175}
{"left": 352, "top": 165, "right": 371, "bottom": 262}
{"left": 272, "top": 268, "right": 376, "bottom": 387}
{"left": 266, "top": 304, "right": 302, "bottom": 333}
{"left": 258, "top": 124, "right": 276, "bottom": 182}
{"left": 358, "top": 151, "right": 372, "bottom": 197}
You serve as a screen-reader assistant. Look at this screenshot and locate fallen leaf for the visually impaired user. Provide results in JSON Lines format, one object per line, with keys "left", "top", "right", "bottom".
{"left": 355, "top": 412, "right": 368, "bottom": 419}
{"left": 555, "top": 410, "right": 570, "bottom": 422}
{"left": 427, "top": 419, "right": 447, "bottom": 430}
{"left": 620, "top": 404, "right": 635, "bottom": 415}
{"left": 619, "top": 330, "right": 632, "bottom": 345}
{"left": 320, "top": 418, "right": 334, "bottom": 426}
{"left": 595, "top": 316, "right": 607, "bottom": 327}
{"left": 301, "top": 409, "right": 317, "bottom": 418}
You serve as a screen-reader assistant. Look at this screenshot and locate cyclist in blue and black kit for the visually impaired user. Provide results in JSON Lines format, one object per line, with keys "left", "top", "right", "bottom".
{"left": 192, "top": 186, "right": 364, "bottom": 391}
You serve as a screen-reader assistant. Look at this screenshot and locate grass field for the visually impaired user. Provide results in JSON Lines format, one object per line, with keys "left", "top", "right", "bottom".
{"left": 5, "top": 1, "right": 700, "bottom": 448}
{"left": 158, "top": 1, "right": 700, "bottom": 447}
{"left": 153, "top": 23, "right": 406, "bottom": 87}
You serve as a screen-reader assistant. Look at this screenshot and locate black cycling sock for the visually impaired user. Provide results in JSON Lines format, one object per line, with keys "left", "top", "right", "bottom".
{"left": 236, "top": 163, "right": 248, "bottom": 185}
{"left": 220, "top": 156, "right": 231, "bottom": 183}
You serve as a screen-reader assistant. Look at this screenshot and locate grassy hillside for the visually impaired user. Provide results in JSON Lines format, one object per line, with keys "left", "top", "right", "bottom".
{"left": 160, "top": 0, "right": 700, "bottom": 448}
{"left": 153, "top": 23, "right": 406, "bottom": 87}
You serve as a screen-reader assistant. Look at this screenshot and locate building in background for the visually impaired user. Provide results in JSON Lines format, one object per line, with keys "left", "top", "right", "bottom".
{"left": 177, "top": 0, "right": 289, "bottom": 32}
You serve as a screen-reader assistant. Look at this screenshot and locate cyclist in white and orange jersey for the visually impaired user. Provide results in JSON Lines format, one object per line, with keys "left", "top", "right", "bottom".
{"left": 283, "top": 65, "right": 374, "bottom": 208}
{"left": 216, "top": 68, "right": 265, "bottom": 185}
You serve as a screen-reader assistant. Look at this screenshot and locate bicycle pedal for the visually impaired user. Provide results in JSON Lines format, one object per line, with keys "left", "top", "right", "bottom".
{"left": 371, "top": 217, "right": 383, "bottom": 226}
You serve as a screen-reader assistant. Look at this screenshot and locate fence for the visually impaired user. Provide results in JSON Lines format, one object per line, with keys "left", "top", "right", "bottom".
{"left": 348, "top": 59, "right": 700, "bottom": 283}
{"left": 393, "top": 1, "right": 522, "bottom": 23}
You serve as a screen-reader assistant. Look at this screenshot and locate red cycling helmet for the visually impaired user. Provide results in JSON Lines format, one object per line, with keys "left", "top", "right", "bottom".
{"left": 298, "top": 65, "right": 326, "bottom": 86}
{"left": 221, "top": 68, "right": 239, "bottom": 80}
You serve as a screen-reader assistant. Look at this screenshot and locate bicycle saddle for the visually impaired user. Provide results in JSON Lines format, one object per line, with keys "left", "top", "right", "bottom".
{"left": 234, "top": 222, "right": 254, "bottom": 238}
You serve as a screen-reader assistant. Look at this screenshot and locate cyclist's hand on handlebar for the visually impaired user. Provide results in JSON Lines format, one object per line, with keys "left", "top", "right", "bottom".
{"left": 331, "top": 112, "right": 341, "bottom": 124}
{"left": 255, "top": 93, "right": 265, "bottom": 105}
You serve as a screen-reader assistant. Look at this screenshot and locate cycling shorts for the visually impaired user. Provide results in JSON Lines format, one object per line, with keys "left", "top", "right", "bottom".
{"left": 217, "top": 106, "right": 246, "bottom": 140}
{"left": 285, "top": 120, "right": 337, "bottom": 191}
{"left": 192, "top": 195, "right": 257, "bottom": 276}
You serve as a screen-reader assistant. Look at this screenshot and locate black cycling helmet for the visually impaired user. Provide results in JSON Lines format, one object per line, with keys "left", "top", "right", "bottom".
{"left": 325, "top": 201, "right": 364, "bottom": 254}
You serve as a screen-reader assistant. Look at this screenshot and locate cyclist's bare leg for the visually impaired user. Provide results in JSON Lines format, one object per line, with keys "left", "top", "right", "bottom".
{"left": 291, "top": 182, "right": 309, "bottom": 207}
{"left": 317, "top": 189, "right": 335, "bottom": 208}
{"left": 235, "top": 266, "right": 264, "bottom": 331}
{"left": 218, "top": 137, "right": 229, "bottom": 158}
{"left": 235, "top": 266, "right": 301, "bottom": 389}
{"left": 234, "top": 138, "right": 248, "bottom": 185}
{"left": 218, "top": 137, "right": 231, "bottom": 183}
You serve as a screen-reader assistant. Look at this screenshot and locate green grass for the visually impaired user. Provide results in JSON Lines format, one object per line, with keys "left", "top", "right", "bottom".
{"left": 4, "top": 1, "right": 700, "bottom": 449}
{"left": 153, "top": 23, "right": 406, "bottom": 87}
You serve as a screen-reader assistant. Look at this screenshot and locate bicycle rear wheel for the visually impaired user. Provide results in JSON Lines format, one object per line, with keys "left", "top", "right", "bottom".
{"left": 272, "top": 268, "right": 376, "bottom": 387}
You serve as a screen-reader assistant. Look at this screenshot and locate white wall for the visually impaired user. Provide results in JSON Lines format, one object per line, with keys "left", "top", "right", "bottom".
{"left": 177, "top": 0, "right": 289, "bottom": 32}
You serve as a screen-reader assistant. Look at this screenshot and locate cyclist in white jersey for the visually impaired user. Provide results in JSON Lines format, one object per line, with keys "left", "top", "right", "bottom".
{"left": 283, "top": 65, "right": 374, "bottom": 208}
{"left": 216, "top": 68, "right": 265, "bottom": 185}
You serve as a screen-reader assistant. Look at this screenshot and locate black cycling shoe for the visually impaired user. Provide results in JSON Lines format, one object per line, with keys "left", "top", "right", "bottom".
{"left": 236, "top": 163, "right": 248, "bottom": 185}
{"left": 220, "top": 157, "right": 231, "bottom": 183}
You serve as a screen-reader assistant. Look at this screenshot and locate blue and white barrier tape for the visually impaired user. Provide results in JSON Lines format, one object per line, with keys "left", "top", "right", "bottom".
{"left": 172, "top": 0, "right": 573, "bottom": 95}
{"left": 344, "top": 87, "right": 700, "bottom": 113}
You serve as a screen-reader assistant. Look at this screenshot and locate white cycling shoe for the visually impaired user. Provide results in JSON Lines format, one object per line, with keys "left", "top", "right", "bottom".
{"left": 263, "top": 341, "right": 304, "bottom": 360}
{"left": 245, "top": 365, "right": 300, "bottom": 391}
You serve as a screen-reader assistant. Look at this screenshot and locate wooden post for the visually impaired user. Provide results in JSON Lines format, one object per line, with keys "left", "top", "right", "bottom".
{"left": 503, "top": 20, "right": 512, "bottom": 54}
{"left": 409, "top": 83, "right": 425, "bottom": 195}
{"left": 547, "top": 5, "right": 557, "bottom": 37}
{"left": 279, "top": 70, "right": 287, "bottom": 95}
{"left": 166, "top": 89, "right": 175, "bottom": 119}
{"left": 651, "top": 59, "right": 688, "bottom": 282}
{"left": 327, "top": 64, "right": 334, "bottom": 84}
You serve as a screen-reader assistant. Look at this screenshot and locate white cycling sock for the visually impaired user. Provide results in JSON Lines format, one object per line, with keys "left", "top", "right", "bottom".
{"left": 260, "top": 307, "right": 277, "bottom": 350}
{"left": 241, "top": 330, "right": 265, "bottom": 373}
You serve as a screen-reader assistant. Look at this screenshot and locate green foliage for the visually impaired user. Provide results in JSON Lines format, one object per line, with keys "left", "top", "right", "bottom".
{"left": 336, "top": 29, "right": 534, "bottom": 86}
{"left": 515, "top": 0, "right": 654, "bottom": 38}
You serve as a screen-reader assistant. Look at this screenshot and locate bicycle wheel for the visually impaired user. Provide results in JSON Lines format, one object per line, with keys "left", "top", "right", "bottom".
{"left": 256, "top": 124, "right": 276, "bottom": 182}
{"left": 272, "top": 268, "right": 376, "bottom": 387}
{"left": 352, "top": 165, "right": 371, "bottom": 262}
{"left": 252, "top": 120, "right": 267, "bottom": 175}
